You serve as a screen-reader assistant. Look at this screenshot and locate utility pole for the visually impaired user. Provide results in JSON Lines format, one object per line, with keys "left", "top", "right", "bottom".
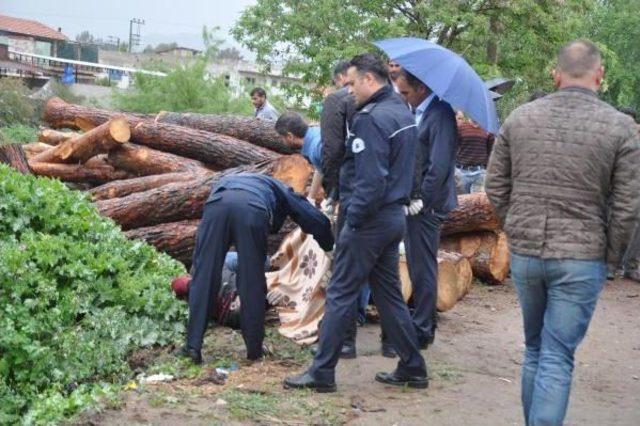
{"left": 128, "top": 18, "right": 145, "bottom": 53}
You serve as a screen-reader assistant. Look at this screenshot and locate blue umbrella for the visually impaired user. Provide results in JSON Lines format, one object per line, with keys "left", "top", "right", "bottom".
{"left": 374, "top": 37, "right": 500, "bottom": 134}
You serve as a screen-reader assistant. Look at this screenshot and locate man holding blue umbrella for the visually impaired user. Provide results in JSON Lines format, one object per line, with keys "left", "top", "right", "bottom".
{"left": 375, "top": 38, "right": 500, "bottom": 348}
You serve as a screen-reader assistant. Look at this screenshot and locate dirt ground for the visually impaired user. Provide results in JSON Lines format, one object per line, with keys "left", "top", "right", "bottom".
{"left": 78, "top": 278, "right": 640, "bottom": 426}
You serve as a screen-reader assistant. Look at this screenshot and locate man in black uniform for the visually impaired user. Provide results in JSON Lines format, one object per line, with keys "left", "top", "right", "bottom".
{"left": 283, "top": 54, "right": 428, "bottom": 392}
{"left": 176, "top": 173, "right": 334, "bottom": 364}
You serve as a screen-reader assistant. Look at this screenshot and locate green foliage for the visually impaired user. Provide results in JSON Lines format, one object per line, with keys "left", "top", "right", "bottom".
{"left": 46, "top": 80, "right": 86, "bottom": 105}
{"left": 0, "top": 125, "right": 37, "bottom": 145}
{"left": 113, "top": 59, "right": 253, "bottom": 115}
{"left": 0, "top": 165, "right": 186, "bottom": 424}
{"left": 0, "top": 78, "right": 37, "bottom": 127}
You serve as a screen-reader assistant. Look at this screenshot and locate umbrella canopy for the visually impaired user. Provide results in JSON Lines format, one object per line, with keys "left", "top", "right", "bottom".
{"left": 374, "top": 37, "right": 500, "bottom": 134}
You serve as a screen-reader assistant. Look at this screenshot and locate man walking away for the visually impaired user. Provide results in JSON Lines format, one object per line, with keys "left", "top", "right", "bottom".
{"left": 486, "top": 39, "right": 640, "bottom": 426}
{"left": 251, "top": 87, "right": 280, "bottom": 121}
{"left": 177, "top": 173, "right": 333, "bottom": 364}
{"left": 395, "top": 68, "right": 458, "bottom": 349}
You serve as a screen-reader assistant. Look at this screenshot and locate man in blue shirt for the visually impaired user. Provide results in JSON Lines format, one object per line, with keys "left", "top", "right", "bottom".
{"left": 275, "top": 112, "right": 324, "bottom": 202}
{"left": 176, "top": 173, "right": 334, "bottom": 364}
{"left": 284, "top": 54, "right": 427, "bottom": 392}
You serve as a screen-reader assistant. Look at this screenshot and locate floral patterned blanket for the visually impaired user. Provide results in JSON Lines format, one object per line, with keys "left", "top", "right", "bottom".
{"left": 266, "top": 228, "right": 332, "bottom": 345}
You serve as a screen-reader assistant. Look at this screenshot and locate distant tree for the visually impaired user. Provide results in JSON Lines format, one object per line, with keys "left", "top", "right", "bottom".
{"left": 154, "top": 42, "right": 179, "bottom": 53}
{"left": 75, "top": 30, "right": 95, "bottom": 44}
{"left": 216, "top": 47, "right": 243, "bottom": 61}
{"left": 143, "top": 44, "right": 155, "bottom": 53}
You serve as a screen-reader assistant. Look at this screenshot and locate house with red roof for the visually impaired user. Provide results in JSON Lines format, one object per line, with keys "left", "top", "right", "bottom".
{"left": 0, "top": 14, "right": 67, "bottom": 57}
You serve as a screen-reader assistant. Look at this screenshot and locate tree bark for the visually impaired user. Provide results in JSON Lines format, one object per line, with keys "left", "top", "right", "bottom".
{"left": 435, "top": 250, "right": 474, "bottom": 312}
{"left": 43, "top": 97, "right": 149, "bottom": 130}
{"left": 441, "top": 192, "right": 499, "bottom": 237}
{"left": 107, "top": 143, "right": 208, "bottom": 176}
{"left": 96, "top": 154, "right": 313, "bottom": 230}
{"left": 125, "top": 220, "right": 200, "bottom": 267}
{"left": 90, "top": 171, "right": 205, "bottom": 201}
{"left": 30, "top": 117, "right": 130, "bottom": 164}
{"left": 440, "top": 231, "right": 510, "bottom": 284}
{"left": 22, "top": 142, "right": 53, "bottom": 159}
{"left": 28, "top": 160, "right": 133, "bottom": 183}
{"left": 38, "top": 129, "right": 79, "bottom": 145}
{"left": 0, "top": 144, "right": 31, "bottom": 174}
{"left": 156, "top": 110, "right": 297, "bottom": 154}
{"left": 130, "top": 121, "right": 279, "bottom": 168}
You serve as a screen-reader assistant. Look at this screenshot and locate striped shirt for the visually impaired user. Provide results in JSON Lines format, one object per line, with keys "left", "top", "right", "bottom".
{"left": 456, "top": 121, "right": 494, "bottom": 167}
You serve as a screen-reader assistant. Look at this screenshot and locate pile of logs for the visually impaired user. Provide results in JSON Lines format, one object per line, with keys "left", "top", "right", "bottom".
{"left": 5, "top": 98, "right": 509, "bottom": 313}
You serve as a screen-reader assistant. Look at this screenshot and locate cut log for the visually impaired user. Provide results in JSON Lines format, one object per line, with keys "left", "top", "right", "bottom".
{"left": 22, "top": 142, "right": 54, "bottom": 159}
{"left": 130, "top": 121, "right": 279, "bottom": 168}
{"left": 38, "top": 129, "right": 79, "bottom": 145}
{"left": 441, "top": 192, "right": 499, "bottom": 237}
{"left": 28, "top": 160, "right": 133, "bottom": 183}
{"left": 107, "top": 143, "right": 208, "bottom": 176}
{"left": 0, "top": 144, "right": 31, "bottom": 174}
{"left": 126, "top": 220, "right": 200, "bottom": 267}
{"left": 96, "top": 154, "right": 313, "bottom": 230}
{"left": 30, "top": 117, "right": 130, "bottom": 164}
{"left": 436, "top": 251, "right": 474, "bottom": 312}
{"left": 90, "top": 171, "right": 203, "bottom": 201}
{"left": 43, "top": 97, "right": 149, "bottom": 130}
{"left": 156, "top": 111, "right": 297, "bottom": 154}
{"left": 440, "top": 231, "right": 510, "bottom": 284}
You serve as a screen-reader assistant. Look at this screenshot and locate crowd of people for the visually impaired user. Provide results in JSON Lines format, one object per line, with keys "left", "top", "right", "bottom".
{"left": 177, "top": 39, "right": 640, "bottom": 426}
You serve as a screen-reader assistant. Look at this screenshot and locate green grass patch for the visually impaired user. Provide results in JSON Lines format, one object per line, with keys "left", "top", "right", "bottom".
{"left": 0, "top": 124, "right": 38, "bottom": 144}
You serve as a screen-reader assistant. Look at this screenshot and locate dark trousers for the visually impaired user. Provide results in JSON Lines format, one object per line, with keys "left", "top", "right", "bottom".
{"left": 335, "top": 206, "right": 358, "bottom": 346}
{"left": 309, "top": 205, "right": 426, "bottom": 383}
{"left": 405, "top": 211, "right": 443, "bottom": 344}
{"left": 186, "top": 190, "right": 269, "bottom": 359}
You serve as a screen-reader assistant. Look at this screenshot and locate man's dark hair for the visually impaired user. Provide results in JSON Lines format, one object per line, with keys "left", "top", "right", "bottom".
{"left": 333, "top": 60, "right": 350, "bottom": 78}
{"left": 275, "top": 111, "right": 308, "bottom": 138}
{"left": 618, "top": 106, "right": 638, "bottom": 122}
{"left": 349, "top": 53, "right": 389, "bottom": 83}
{"left": 557, "top": 39, "right": 602, "bottom": 78}
{"left": 398, "top": 68, "right": 426, "bottom": 90}
{"left": 250, "top": 87, "right": 267, "bottom": 97}
{"left": 528, "top": 90, "right": 547, "bottom": 102}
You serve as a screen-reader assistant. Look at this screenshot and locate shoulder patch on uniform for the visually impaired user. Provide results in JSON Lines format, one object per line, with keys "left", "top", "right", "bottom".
{"left": 352, "top": 138, "right": 365, "bottom": 153}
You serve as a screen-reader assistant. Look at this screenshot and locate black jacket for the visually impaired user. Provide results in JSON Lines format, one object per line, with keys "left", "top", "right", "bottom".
{"left": 321, "top": 87, "right": 356, "bottom": 198}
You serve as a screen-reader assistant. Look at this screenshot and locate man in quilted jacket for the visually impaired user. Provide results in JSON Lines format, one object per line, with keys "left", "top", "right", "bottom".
{"left": 486, "top": 39, "right": 640, "bottom": 426}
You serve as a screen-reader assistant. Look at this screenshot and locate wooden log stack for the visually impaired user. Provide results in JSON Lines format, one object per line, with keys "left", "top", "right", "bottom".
{"left": 11, "top": 99, "right": 508, "bottom": 315}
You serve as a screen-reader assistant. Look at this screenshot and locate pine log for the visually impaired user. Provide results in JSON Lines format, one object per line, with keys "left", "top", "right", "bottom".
{"left": 156, "top": 110, "right": 297, "bottom": 154}
{"left": 440, "top": 231, "right": 510, "bottom": 284}
{"left": 43, "top": 97, "right": 149, "bottom": 130}
{"left": 96, "top": 154, "right": 313, "bottom": 230}
{"left": 435, "top": 251, "right": 474, "bottom": 312}
{"left": 0, "top": 144, "right": 31, "bottom": 174}
{"left": 30, "top": 117, "right": 130, "bottom": 164}
{"left": 107, "top": 143, "right": 208, "bottom": 176}
{"left": 125, "top": 220, "right": 200, "bottom": 267}
{"left": 130, "top": 121, "right": 279, "bottom": 168}
{"left": 441, "top": 192, "right": 499, "bottom": 237}
{"left": 90, "top": 172, "right": 203, "bottom": 201}
{"left": 38, "top": 129, "right": 79, "bottom": 145}
{"left": 22, "top": 142, "right": 53, "bottom": 159}
{"left": 28, "top": 160, "right": 132, "bottom": 183}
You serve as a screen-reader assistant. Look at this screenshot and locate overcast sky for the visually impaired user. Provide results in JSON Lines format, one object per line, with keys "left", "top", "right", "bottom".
{"left": 1, "top": 0, "right": 257, "bottom": 51}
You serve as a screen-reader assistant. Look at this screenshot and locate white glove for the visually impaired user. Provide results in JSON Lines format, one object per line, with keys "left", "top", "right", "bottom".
{"left": 320, "top": 198, "right": 334, "bottom": 217}
{"left": 407, "top": 199, "right": 424, "bottom": 216}
{"left": 403, "top": 205, "right": 409, "bottom": 216}
{"left": 306, "top": 196, "right": 317, "bottom": 207}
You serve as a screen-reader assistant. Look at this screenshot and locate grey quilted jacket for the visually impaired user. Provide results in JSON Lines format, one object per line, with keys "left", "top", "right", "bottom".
{"left": 486, "top": 87, "right": 640, "bottom": 267}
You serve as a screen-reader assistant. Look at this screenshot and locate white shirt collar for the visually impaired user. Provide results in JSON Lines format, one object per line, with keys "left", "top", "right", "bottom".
{"left": 415, "top": 92, "right": 437, "bottom": 125}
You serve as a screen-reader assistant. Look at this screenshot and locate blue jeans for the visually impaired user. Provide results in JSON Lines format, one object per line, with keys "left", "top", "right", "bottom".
{"left": 455, "top": 166, "right": 485, "bottom": 194}
{"left": 510, "top": 253, "right": 606, "bottom": 426}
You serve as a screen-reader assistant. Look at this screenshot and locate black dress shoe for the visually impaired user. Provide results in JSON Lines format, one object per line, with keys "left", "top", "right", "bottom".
{"left": 283, "top": 371, "right": 336, "bottom": 393}
{"left": 381, "top": 341, "right": 397, "bottom": 358}
{"left": 375, "top": 371, "right": 428, "bottom": 389}
{"left": 174, "top": 345, "right": 203, "bottom": 365}
{"left": 309, "top": 343, "right": 357, "bottom": 359}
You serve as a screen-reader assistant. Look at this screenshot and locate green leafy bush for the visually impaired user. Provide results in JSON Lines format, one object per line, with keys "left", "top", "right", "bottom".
{"left": 113, "top": 59, "right": 253, "bottom": 115}
{"left": 0, "top": 124, "right": 38, "bottom": 145}
{"left": 0, "top": 166, "right": 187, "bottom": 424}
{"left": 0, "top": 79, "right": 37, "bottom": 127}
